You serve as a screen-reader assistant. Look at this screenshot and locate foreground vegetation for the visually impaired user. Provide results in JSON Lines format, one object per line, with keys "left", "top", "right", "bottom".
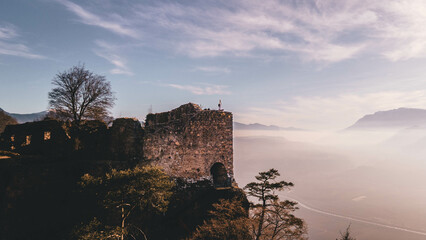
{"left": 71, "top": 167, "right": 309, "bottom": 240}
{"left": 73, "top": 166, "right": 174, "bottom": 240}
{"left": 189, "top": 169, "right": 308, "bottom": 240}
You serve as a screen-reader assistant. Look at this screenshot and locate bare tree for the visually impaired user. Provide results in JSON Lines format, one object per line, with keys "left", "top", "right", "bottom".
{"left": 48, "top": 65, "right": 115, "bottom": 124}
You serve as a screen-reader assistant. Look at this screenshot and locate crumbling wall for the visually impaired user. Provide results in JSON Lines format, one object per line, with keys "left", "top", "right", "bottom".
{"left": 70, "top": 120, "right": 109, "bottom": 159}
{"left": 0, "top": 103, "right": 235, "bottom": 185}
{"left": 109, "top": 118, "right": 144, "bottom": 162}
{"left": 0, "top": 119, "right": 70, "bottom": 157}
{"left": 0, "top": 120, "right": 109, "bottom": 159}
{"left": 143, "top": 103, "right": 233, "bottom": 182}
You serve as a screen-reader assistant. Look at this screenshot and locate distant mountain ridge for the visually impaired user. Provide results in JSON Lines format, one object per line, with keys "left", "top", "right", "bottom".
{"left": 0, "top": 108, "right": 47, "bottom": 123}
{"left": 234, "top": 122, "right": 305, "bottom": 131}
{"left": 347, "top": 108, "right": 426, "bottom": 130}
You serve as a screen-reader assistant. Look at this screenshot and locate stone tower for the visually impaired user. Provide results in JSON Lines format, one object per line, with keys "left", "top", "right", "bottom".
{"left": 143, "top": 103, "right": 233, "bottom": 186}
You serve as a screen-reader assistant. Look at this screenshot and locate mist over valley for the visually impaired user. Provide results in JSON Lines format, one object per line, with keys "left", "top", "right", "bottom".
{"left": 234, "top": 108, "right": 426, "bottom": 240}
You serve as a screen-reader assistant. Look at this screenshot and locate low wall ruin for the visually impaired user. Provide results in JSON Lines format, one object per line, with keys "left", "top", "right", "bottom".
{"left": 0, "top": 103, "right": 234, "bottom": 185}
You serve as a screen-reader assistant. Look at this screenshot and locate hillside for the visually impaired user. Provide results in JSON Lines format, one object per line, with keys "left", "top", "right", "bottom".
{"left": 0, "top": 108, "right": 47, "bottom": 123}
{"left": 0, "top": 110, "right": 17, "bottom": 133}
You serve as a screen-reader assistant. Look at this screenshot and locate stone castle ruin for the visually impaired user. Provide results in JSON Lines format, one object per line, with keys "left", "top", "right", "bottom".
{"left": 0, "top": 103, "right": 234, "bottom": 187}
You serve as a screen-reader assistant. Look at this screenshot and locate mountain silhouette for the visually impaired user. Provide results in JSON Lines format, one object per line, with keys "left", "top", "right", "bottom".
{"left": 347, "top": 108, "right": 426, "bottom": 130}
{"left": 234, "top": 122, "right": 305, "bottom": 131}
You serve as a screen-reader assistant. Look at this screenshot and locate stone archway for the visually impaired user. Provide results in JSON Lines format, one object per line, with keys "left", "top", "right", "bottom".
{"left": 210, "top": 162, "right": 229, "bottom": 188}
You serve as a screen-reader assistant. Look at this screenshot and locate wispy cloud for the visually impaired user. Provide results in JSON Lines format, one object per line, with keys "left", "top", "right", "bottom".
{"left": 128, "top": 0, "right": 386, "bottom": 62}
{"left": 378, "top": 0, "right": 426, "bottom": 61}
{"left": 0, "top": 23, "right": 44, "bottom": 59}
{"left": 0, "top": 24, "right": 18, "bottom": 39}
{"left": 166, "top": 83, "right": 231, "bottom": 95}
{"left": 57, "top": 0, "right": 139, "bottom": 38}
{"left": 57, "top": 0, "right": 426, "bottom": 63}
{"left": 238, "top": 90, "right": 426, "bottom": 130}
{"left": 193, "top": 66, "right": 230, "bottom": 73}
{"left": 93, "top": 40, "right": 133, "bottom": 76}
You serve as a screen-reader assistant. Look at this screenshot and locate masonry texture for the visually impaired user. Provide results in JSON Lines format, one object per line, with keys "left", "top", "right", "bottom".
{"left": 109, "top": 118, "right": 144, "bottom": 163}
{"left": 0, "top": 103, "right": 234, "bottom": 185}
{"left": 144, "top": 103, "right": 233, "bottom": 182}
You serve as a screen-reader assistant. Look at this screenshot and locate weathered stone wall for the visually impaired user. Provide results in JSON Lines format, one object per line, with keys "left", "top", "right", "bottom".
{"left": 0, "top": 120, "right": 109, "bottom": 158}
{"left": 0, "top": 119, "right": 70, "bottom": 156}
{"left": 0, "top": 103, "right": 234, "bottom": 184}
{"left": 143, "top": 103, "right": 233, "bottom": 182}
{"left": 109, "top": 118, "right": 144, "bottom": 162}
{"left": 70, "top": 120, "right": 109, "bottom": 158}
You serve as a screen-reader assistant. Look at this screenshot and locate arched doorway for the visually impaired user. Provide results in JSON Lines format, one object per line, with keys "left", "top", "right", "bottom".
{"left": 210, "top": 162, "right": 229, "bottom": 188}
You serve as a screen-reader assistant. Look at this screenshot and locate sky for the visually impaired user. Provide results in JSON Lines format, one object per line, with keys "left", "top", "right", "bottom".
{"left": 3, "top": 0, "right": 426, "bottom": 130}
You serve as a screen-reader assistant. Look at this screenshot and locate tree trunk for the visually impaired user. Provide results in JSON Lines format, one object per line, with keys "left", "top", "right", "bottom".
{"left": 121, "top": 204, "right": 125, "bottom": 240}
{"left": 255, "top": 195, "right": 266, "bottom": 240}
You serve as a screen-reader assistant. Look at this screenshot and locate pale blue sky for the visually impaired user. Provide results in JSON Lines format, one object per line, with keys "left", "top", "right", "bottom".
{"left": 2, "top": 0, "right": 426, "bottom": 129}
